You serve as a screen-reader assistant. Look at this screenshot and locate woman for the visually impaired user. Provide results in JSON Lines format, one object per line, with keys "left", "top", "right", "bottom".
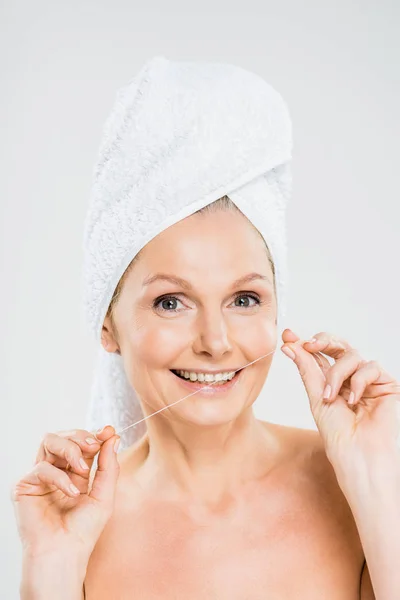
{"left": 12, "top": 57, "right": 399, "bottom": 599}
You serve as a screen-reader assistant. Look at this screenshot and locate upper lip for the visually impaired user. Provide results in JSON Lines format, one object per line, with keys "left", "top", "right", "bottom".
{"left": 171, "top": 367, "right": 243, "bottom": 374}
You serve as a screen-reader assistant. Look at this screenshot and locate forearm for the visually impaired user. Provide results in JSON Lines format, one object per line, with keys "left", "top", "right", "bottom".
{"left": 332, "top": 443, "right": 400, "bottom": 600}
{"left": 20, "top": 553, "right": 86, "bottom": 600}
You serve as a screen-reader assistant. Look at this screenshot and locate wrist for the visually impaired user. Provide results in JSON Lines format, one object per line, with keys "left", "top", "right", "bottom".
{"left": 21, "top": 552, "right": 87, "bottom": 600}
{"left": 328, "top": 442, "right": 400, "bottom": 504}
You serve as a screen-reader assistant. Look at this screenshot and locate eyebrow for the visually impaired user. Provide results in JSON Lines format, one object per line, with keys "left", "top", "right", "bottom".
{"left": 142, "top": 272, "right": 273, "bottom": 289}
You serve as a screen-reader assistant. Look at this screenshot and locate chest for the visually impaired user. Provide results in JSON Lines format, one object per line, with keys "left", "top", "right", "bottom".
{"left": 84, "top": 491, "right": 363, "bottom": 599}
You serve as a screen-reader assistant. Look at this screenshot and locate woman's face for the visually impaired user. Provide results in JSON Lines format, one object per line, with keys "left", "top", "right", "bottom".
{"left": 102, "top": 208, "right": 277, "bottom": 429}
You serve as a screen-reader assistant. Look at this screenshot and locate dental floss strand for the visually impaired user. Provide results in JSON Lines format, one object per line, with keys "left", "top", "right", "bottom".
{"left": 115, "top": 348, "right": 400, "bottom": 436}
{"left": 116, "top": 349, "right": 276, "bottom": 436}
{"left": 111, "top": 320, "right": 400, "bottom": 436}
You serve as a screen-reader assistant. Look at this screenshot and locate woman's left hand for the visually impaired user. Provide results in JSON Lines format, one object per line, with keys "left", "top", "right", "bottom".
{"left": 281, "top": 329, "right": 400, "bottom": 467}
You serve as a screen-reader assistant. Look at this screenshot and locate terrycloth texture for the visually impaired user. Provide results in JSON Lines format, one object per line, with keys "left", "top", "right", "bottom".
{"left": 82, "top": 56, "right": 293, "bottom": 450}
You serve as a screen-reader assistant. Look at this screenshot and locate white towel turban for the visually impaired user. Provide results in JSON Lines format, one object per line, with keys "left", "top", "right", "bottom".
{"left": 82, "top": 56, "right": 293, "bottom": 450}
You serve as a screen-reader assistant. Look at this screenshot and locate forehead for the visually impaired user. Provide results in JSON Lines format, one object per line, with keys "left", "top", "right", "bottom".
{"left": 130, "top": 210, "right": 273, "bottom": 285}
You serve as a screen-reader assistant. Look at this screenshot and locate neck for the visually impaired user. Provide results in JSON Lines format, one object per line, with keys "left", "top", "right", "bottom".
{"left": 136, "top": 409, "right": 281, "bottom": 507}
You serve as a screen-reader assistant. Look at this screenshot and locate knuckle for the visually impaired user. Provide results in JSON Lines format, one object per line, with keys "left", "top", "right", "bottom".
{"left": 42, "top": 431, "right": 60, "bottom": 452}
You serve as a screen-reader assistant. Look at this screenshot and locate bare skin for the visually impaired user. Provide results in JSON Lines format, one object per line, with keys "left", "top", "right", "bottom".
{"left": 87, "top": 208, "right": 368, "bottom": 597}
{"left": 84, "top": 423, "right": 365, "bottom": 600}
{"left": 13, "top": 207, "right": 374, "bottom": 598}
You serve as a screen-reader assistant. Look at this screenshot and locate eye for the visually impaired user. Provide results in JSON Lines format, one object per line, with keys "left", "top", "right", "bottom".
{"left": 153, "top": 295, "right": 185, "bottom": 313}
{"left": 232, "top": 293, "right": 260, "bottom": 308}
{"left": 153, "top": 293, "right": 261, "bottom": 314}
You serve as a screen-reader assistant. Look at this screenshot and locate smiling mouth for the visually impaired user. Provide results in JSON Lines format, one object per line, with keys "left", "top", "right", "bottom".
{"left": 170, "top": 369, "right": 243, "bottom": 384}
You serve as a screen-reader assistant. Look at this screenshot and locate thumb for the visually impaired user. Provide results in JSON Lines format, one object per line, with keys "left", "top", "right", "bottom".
{"left": 89, "top": 435, "right": 120, "bottom": 510}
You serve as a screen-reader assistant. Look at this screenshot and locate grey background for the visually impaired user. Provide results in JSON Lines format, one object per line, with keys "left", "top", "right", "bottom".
{"left": 2, "top": 1, "right": 399, "bottom": 597}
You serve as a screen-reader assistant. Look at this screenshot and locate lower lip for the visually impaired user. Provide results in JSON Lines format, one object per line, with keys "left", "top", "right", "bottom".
{"left": 170, "top": 369, "right": 244, "bottom": 395}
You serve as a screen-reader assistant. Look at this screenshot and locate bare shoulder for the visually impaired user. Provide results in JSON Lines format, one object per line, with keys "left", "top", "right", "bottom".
{"left": 268, "top": 422, "right": 345, "bottom": 496}
{"left": 266, "top": 422, "right": 365, "bottom": 555}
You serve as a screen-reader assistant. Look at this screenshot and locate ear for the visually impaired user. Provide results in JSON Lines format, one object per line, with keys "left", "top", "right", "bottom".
{"left": 101, "top": 316, "right": 121, "bottom": 354}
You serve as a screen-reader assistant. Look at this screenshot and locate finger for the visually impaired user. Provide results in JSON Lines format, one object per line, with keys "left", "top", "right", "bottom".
{"left": 13, "top": 461, "right": 81, "bottom": 500}
{"left": 349, "top": 361, "right": 395, "bottom": 406}
{"left": 322, "top": 349, "right": 364, "bottom": 403}
{"left": 282, "top": 329, "right": 334, "bottom": 366}
{"left": 89, "top": 435, "right": 120, "bottom": 511}
{"left": 92, "top": 425, "right": 116, "bottom": 444}
{"left": 302, "top": 332, "right": 353, "bottom": 360}
{"left": 36, "top": 429, "right": 101, "bottom": 465}
{"left": 281, "top": 341, "right": 326, "bottom": 408}
{"left": 315, "top": 354, "right": 333, "bottom": 380}
{"left": 56, "top": 429, "right": 101, "bottom": 454}
{"left": 281, "top": 329, "right": 301, "bottom": 343}
{"left": 281, "top": 330, "right": 333, "bottom": 376}
{"left": 35, "top": 433, "right": 95, "bottom": 477}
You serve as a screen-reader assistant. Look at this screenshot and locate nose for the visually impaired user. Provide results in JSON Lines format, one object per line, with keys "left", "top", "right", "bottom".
{"left": 192, "top": 309, "right": 233, "bottom": 359}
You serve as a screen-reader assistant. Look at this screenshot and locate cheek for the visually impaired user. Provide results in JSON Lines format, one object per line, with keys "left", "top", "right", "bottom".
{"left": 240, "top": 318, "right": 277, "bottom": 354}
{"left": 125, "top": 321, "right": 187, "bottom": 368}
{"left": 121, "top": 312, "right": 276, "bottom": 375}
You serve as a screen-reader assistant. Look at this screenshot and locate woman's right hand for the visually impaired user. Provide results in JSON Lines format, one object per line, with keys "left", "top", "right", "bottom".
{"left": 11, "top": 425, "right": 120, "bottom": 569}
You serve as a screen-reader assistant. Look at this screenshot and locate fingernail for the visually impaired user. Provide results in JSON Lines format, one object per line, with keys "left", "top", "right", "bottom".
{"left": 306, "top": 338, "right": 317, "bottom": 344}
{"left": 85, "top": 437, "right": 98, "bottom": 445}
{"left": 69, "top": 484, "right": 80, "bottom": 495}
{"left": 323, "top": 384, "right": 332, "bottom": 400}
{"left": 96, "top": 426, "right": 106, "bottom": 435}
{"left": 114, "top": 438, "right": 120, "bottom": 453}
{"left": 281, "top": 346, "right": 296, "bottom": 360}
{"left": 79, "top": 458, "right": 89, "bottom": 470}
{"left": 348, "top": 391, "right": 355, "bottom": 405}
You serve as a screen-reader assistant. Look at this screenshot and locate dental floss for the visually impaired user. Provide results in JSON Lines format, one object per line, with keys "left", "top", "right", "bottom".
{"left": 114, "top": 347, "right": 400, "bottom": 437}
{"left": 111, "top": 318, "right": 400, "bottom": 436}
{"left": 116, "top": 349, "right": 277, "bottom": 436}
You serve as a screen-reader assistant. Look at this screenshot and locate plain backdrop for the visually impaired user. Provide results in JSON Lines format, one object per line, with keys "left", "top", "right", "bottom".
{"left": 1, "top": 0, "right": 399, "bottom": 597}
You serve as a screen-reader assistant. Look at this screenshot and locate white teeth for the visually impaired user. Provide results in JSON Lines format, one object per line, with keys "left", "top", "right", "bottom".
{"left": 175, "top": 369, "right": 236, "bottom": 382}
